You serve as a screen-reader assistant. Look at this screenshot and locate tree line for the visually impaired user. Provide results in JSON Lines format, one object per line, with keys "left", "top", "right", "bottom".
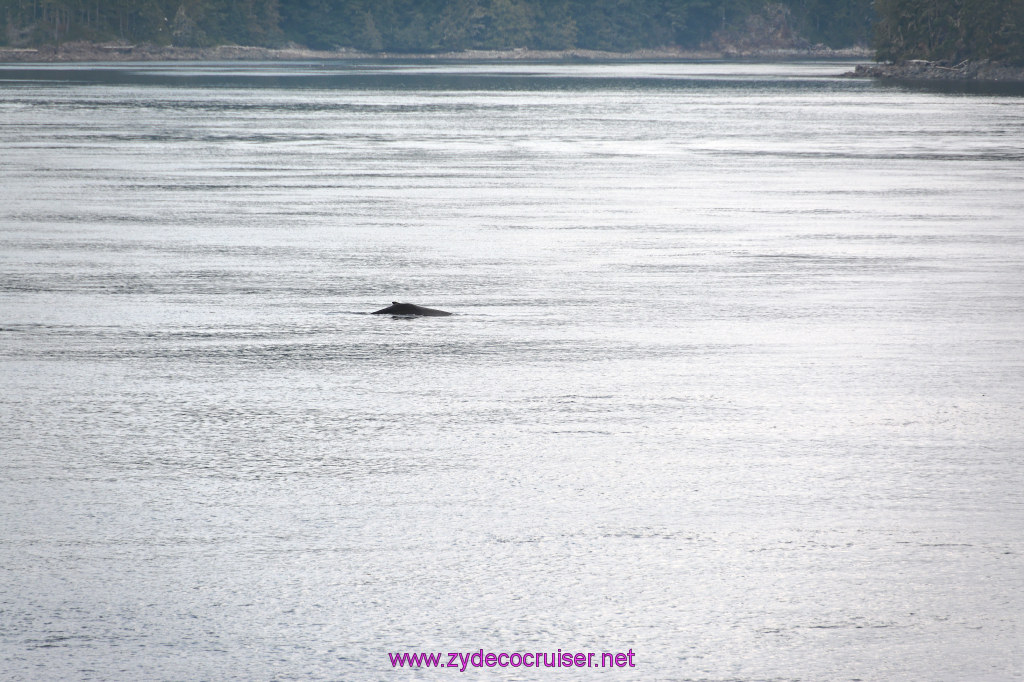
{"left": 0, "top": 0, "right": 873, "bottom": 51}
{"left": 1, "top": 0, "right": 1020, "bottom": 64}
{"left": 875, "top": 0, "right": 1023, "bottom": 63}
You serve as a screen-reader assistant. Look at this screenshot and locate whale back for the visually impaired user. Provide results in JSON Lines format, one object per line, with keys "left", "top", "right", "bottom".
{"left": 372, "top": 302, "right": 452, "bottom": 317}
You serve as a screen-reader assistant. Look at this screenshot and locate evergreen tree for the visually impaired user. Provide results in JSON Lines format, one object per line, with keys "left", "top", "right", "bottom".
{"left": 531, "top": 0, "right": 576, "bottom": 49}
{"left": 875, "top": 0, "right": 1023, "bottom": 63}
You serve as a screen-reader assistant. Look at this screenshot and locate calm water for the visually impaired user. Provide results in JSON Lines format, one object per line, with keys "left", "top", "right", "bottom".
{"left": 1, "top": 61, "right": 1022, "bottom": 681}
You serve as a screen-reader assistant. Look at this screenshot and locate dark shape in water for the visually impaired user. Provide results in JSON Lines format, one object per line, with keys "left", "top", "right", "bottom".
{"left": 372, "top": 302, "right": 452, "bottom": 317}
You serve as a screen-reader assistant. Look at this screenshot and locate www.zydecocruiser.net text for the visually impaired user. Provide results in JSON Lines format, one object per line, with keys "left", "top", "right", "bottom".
{"left": 389, "top": 649, "right": 637, "bottom": 671}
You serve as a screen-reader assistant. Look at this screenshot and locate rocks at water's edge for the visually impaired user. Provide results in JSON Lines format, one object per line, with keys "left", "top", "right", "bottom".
{"left": 0, "top": 40, "right": 871, "bottom": 64}
{"left": 845, "top": 59, "right": 1024, "bottom": 82}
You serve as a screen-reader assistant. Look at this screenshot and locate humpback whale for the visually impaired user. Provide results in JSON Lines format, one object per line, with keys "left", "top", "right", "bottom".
{"left": 372, "top": 302, "right": 452, "bottom": 317}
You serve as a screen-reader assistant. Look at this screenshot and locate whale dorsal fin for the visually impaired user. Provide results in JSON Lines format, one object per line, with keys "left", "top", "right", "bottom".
{"left": 393, "top": 301, "right": 400, "bottom": 305}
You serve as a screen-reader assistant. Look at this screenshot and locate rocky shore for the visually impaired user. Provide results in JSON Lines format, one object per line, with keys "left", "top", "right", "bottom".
{"left": 0, "top": 41, "right": 870, "bottom": 63}
{"left": 846, "top": 59, "right": 1024, "bottom": 82}
{"left": 7, "top": 42, "right": 1020, "bottom": 84}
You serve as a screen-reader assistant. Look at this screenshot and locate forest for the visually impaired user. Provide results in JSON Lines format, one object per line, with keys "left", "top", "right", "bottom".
{"left": 0, "top": 0, "right": 874, "bottom": 52}
{"left": 1, "top": 0, "right": 1021, "bottom": 63}
{"left": 875, "top": 0, "right": 1023, "bottom": 63}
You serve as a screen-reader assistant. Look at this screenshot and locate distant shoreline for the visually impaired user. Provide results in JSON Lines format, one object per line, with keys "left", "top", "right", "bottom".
{"left": 4, "top": 43, "right": 1021, "bottom": 83}
{"left": 845, "top": 59, "right": 1024, "bottom": 82}
{"left": 0, "top": 41, "right": 871, "bottom": 64}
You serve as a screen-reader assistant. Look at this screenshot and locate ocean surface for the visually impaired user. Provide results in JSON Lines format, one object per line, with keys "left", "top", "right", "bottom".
{"left": 1, "top": 60, "right": 1022, "bottom": 681}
